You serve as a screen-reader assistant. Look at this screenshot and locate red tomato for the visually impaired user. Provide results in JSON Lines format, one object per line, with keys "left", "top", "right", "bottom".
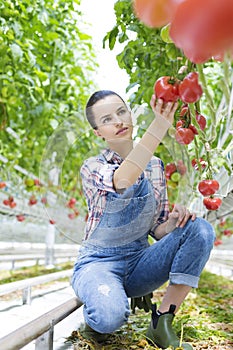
{"left": 154, "top": 76, "right": 180, "bottom": 102}
{"left": 178, "top": 72, "right": 203, "bottom": 104}
{"left": 9, "top": 201, "right": 17, "bottom": 208}
{"left": 28, "top": 196, "right": 37, "bottom": 205}
{"left": 41, "top": 197, "right": 47, "bottom": 204}
{"left": 16, "top": 215, "right": 25, "bottom": 222}
{"left": 3, "top": 199, "right": 10, "bottom": 206}
{"left": 49, "top": 219, "right": 56, "bottom": 225}
{"left": 68, "top": 213, "right": 76, "bottom": 220}
{"left": 196, "top": 113, "right": 206, "bottom": 130}
{"left": 223, "top": 229, "right": 233, "bottom": 236}
{"left": 133, "top": 0, "right": 180, "bottom": 28}
{"left": 198, "top": 179, "right": 220, "bottom": 196}
{"left": 169, "top": 0, "right": 233, "bottom": 63}
{"left": 165, "top": 162, "right": 177, "bottom": 179}
{"left": 34, "top": 179, "right": 40, "bottom": 186}
{"left": 175, "top": 127, "right": 195, "bottom": 145}
{"left": 67, "top": 197, "right": 76, "bottom": 208}
{"left": 214, "top": 238, "right": 223, "bottom": 246}
{"left": 203, "top": 197, "right": 222, "bottom": 210}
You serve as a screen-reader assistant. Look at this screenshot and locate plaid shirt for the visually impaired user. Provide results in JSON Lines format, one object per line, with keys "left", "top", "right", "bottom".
{"left": 80, "top": 148, "right": 169, "bottom": 240}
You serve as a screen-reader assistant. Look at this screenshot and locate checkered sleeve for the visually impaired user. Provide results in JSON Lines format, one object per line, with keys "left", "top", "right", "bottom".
{"left": 81, "top": 156, "right": 119, "bottom": 195}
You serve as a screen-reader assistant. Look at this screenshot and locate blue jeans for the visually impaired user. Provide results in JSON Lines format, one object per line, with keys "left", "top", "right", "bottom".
{"left": 72, "top": 217, "right": 215, "bottom": 334}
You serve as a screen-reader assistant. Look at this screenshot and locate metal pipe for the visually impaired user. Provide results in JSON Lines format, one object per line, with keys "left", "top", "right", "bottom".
{"left": 0, "top": 297, "right": 83, "bottom": 350}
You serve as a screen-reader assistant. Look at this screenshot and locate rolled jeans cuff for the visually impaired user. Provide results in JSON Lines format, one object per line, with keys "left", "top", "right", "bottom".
{"left": 169, "top": 272, "right": 199, "bottom": 288}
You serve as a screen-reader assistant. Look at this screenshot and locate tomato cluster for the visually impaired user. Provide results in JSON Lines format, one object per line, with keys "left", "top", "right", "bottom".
{"left": 165, "top": 160, "right": 187, "bottom": 188}
{"left": 174, "top": 104, "right": 206, "bottom": 145}
{"left": 133, "top": 0, "right": 233, "bottom": 64}
{"left": 196, "top": 179, "right": 222, "bottom": 211}
{"left": 214, "top": 217, "right": 233, "bottom": 245}
{"left": 154, "top": 72, "right": 203, "bottom": 104}
{"left": 3, "top": 195, "right": 17, "bottom": 208}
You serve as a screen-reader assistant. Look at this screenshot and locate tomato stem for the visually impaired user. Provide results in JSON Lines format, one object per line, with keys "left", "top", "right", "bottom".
{"left": 204, "top": 141, "right": 213, "bottom": 179}
{"left": 221, "top": 57, "right": 231, "bottom": 104}
{"left": 189, "top": 103, "right": 205, "bottom": 139}
{"left": 196, "top": 64, "right": 216, "bottom": 123}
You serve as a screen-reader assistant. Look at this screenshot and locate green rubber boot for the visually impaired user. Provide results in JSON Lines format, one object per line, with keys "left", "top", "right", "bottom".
{"left": 79, "top": 323, "right": 110, "bottom": 343}
{"left": 146, "top": 304, "right": 193, "bottom": 350}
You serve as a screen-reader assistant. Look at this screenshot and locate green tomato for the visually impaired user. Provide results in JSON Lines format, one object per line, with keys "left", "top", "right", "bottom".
{"left": 25, "top": 178, "right": 34, "bottom": 187}
{"left": 171, "top": 172, "right": 181, "bottom": 182}
{"left": 160, "top": 24, "right": 173, "bottom": 44}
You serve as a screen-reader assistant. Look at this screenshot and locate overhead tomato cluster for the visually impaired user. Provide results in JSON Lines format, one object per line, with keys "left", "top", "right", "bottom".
{"left": 154, "top": 72, "right": 203, "bottom": 104}
{"left": 154, "top": 74, "right": 205, "bottom": 146}
{"left": 133, "top": 0, "right": 233, "bottom": 63}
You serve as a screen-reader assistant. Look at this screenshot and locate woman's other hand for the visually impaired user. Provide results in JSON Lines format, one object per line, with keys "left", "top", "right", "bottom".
{"left": 165, "top": 203, "right": 196, "bottom": 233}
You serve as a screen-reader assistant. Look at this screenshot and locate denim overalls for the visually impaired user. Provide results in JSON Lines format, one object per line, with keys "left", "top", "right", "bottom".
{"left": 72, "top": 159, "right": 215, "bottom": 334}
{"left": 85, "top": 161, "right": 157, "bottom": 247}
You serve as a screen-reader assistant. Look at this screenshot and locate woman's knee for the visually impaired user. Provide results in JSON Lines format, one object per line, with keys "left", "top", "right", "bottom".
{"left": 190, "top": 217, "right": 216, "bottom": 248}
{"left": 85, "top": 299, "right": 130, "bottom": 333}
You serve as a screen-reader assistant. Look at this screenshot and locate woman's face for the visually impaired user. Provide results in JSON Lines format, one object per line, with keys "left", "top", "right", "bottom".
{"left": 92, "top": 95, "right": 133, "bottom": 142}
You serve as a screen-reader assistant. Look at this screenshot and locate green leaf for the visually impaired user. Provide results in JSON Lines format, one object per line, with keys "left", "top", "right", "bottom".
{"left": 108, "top": 26, "right": 119, "bottom": 50}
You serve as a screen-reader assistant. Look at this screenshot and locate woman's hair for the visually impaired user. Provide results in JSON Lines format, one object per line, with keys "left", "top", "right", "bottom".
{"left": 85, "top": 90, "right": 126, "bottom": 129}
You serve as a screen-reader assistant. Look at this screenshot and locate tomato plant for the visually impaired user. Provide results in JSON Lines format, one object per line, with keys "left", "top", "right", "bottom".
{"left": 175, "top": 127, "right": 195, "bottom": 145}
{"left": 178, "top": 72, "right": 203, "bottom": 103}
{"left": 203, "top": 197, "right": 222, "bottom": 210}
{"left": 198, "top": 179, "right": 220, "bottom": 196}
{"left": 154, "top": 76, "right": 180, "bottom": 102}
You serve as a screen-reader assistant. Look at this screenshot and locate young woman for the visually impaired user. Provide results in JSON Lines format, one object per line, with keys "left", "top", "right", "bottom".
{"left": 71, "top": 90, "right": 215, "bottom": 349}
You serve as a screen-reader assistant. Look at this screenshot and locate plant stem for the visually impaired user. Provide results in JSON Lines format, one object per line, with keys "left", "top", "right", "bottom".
{"left": 196, "top": 63, "right": 216, "bottom": 125}
{"left": 48, "top": 42, "right": 57, "bottom": 101}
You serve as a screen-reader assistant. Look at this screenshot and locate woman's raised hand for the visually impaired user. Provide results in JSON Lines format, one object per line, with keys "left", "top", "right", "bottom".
{"left": 150, "top": 95, "right": 178, "bottom": 126}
